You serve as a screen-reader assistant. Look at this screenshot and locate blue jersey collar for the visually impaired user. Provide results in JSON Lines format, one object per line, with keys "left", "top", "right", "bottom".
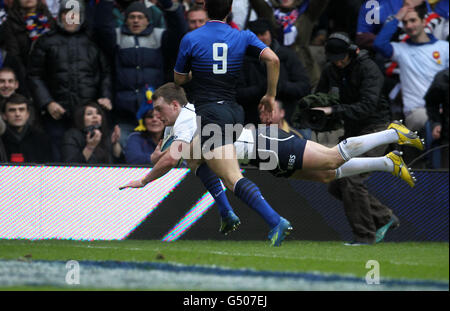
{"left": 407, "top": 33, "right": 438, "bottom": 46}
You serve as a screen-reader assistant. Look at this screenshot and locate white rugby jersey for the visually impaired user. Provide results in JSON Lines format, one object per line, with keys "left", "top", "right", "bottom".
{"left": 163, "top": 103, "right": 197, "bottom": 144}
{"left": 391, "top": 37, "right": 449, "bottom": 115}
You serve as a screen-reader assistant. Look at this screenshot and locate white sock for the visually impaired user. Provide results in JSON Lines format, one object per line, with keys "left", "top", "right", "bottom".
{"left": 337, "top": 129, "right": 398, "bottom": 161}
{"left": 335, "top": 156, "right": 394, "bottom": 179}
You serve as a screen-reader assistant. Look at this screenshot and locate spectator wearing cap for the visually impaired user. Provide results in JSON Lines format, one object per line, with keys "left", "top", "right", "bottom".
{"left": 314, "top": 32, "right": 396, "bottom": 246}
{"left": 236, "top": 19, "right": 310, "bottom": 125}
{"left": 0, "top": 93, "right": 51, "bottom": 163}
{"left": 114, "top": 0, "right": 167, "bottom": 29}
{"left": 28, "top": 0, "right": 113, "bottom": 162}
{"left": 94, "top": 0, "right": 187, "bottom": 148}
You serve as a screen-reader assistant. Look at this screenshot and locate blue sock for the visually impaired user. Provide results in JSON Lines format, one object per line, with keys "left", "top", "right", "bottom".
{"left": 196, "top": 163, "right": 234, "bottom": 218}
{"left": 234, "top": 178, "right": 280, "bottom": 228}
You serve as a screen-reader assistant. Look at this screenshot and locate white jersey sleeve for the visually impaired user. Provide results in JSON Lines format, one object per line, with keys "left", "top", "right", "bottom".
{"left": 172, "top": 103, "right": 197, "bottom": 143}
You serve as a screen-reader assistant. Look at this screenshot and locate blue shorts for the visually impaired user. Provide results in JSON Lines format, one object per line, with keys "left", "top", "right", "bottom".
{"left": 195, "top": 101, "right": 245, "bottom": 150}
{"left": 254, "top": 127, "right": 307, "bottom": 178}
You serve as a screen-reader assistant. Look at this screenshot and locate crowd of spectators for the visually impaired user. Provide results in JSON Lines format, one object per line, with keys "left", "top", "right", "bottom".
{"left": 0, "top": 0, "right": 448, "bottom": 168}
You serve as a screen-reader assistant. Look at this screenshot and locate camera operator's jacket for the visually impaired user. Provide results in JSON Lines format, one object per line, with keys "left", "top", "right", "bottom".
{"left": 315, "top": 50, "right": 390, "bottom": 136}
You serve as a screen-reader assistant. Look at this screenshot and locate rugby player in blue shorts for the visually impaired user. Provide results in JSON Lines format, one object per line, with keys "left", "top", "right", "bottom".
{"left": 173, "top": 0, "right": 294, "bottom": 246}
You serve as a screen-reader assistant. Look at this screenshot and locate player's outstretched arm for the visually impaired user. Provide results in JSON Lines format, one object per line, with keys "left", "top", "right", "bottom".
{"left": 258, "top": 48, "right": 280, "bottom": 121}
{"left": 119, "top": 141, "right": 185, "bottom": 190}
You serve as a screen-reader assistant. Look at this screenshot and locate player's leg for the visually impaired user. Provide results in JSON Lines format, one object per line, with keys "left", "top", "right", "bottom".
{"left": 205, "top": 144, "right": 292, "bottom": 246}
{"left": 336, "top": 120, "right": 424, "bottom": 161}
{"left": 186, "top": 138, "right": 240, "bottom": 235}
{"left": 303, "top": 121, "right": 424, "bottom": 171}
{"left": 295, "top": 151, "right": 416, "bottom": 187}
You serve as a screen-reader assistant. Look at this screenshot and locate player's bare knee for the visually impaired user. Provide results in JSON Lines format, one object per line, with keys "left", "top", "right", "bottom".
{"left": 319, "top": 171, "right": 336, "bottom": 183}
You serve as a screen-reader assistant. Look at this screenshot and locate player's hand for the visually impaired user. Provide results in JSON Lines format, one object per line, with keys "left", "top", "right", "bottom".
{"left": 258, "top": 95, "right": 276, "bottom": 123}
{"left": 119, "top": 179, "right": 146, "bottom": 190}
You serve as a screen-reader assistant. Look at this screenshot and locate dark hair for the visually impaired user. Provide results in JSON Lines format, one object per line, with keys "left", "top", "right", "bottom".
{"left": 152, "top": 82, "right": 188, "bottom": 107}
{"left": 0, "top": 67, "right": 18, "bottom": 82}
{"left": 73, "top": 103, "right": 110, "bottom": 162}
{"left": 187, "top": 4, "right": 208, "bottom": 16}
{"left": 2, "top": 93, "right": 30, "bottom": 113}
{"left": 247, "top": 19, "right": 272, "bottom": 35}
{"left": 204, "top": 0, "right": 232, "bottom": 21}
{"left": 74, "top": 102, "right": 109, "bottom": 134}
{"left": 413, "top": 1, "right": 428, "bottom": 20}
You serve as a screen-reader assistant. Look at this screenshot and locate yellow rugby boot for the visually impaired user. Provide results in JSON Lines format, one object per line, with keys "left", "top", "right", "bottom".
{"left": 388, "top": 120, "right": 425, "bottom": 150}
{"left": 386, "top": 151, "right": 416, "bottom": 187}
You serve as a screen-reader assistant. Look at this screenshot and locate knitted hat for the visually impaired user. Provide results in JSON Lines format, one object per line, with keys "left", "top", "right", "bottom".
{"left": 125, "top": 2, "right": 151, "bottom": 21}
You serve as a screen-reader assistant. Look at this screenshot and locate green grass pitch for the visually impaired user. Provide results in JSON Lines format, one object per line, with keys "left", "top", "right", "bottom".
{"left": 0, "top": 239, "right": 448, "bottom": 290}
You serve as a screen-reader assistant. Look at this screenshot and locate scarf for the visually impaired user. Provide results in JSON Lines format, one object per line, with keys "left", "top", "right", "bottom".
{"left": 6, "top": 122, "right": 30, "bottom": 143}
{"left": 272, "top": 0, "right": 309, "bottom": 46}
{"left": 24, "top": 12, "right": 51, "bottom": 41}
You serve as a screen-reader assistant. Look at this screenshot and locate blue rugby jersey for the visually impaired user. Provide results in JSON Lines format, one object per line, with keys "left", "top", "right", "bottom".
{"left": 174, "top": 20, "right": 267, "bottom": 104}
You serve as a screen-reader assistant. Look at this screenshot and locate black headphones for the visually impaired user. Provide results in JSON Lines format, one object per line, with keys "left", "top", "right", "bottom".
{"left": 327, "top": 32, "right": 358, "bottom": 54}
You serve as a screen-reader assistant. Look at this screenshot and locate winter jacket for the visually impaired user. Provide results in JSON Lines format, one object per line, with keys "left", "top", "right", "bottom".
{"left": 2, "top": 4, "right": 55, "bottom": 70}
{"left": 236, "top": 39, "right": 310, "bottom": 125}
{"left": 28, "top": 24, "right": 112, "bottom": 118}
{"left": 316, "top": 50, "right": 390, "bottom": 137}
{"left": 124, "top": 131, "right": 158, "bottom": 165}
{"left": 94, "top": 0, "right": 187, "bottom": 121}
{"left": 0, "top": 123, "right": 52, "bottom": 163}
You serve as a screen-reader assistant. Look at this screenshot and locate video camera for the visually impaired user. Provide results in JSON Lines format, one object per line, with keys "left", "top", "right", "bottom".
{"left": 291, "top": 93, "right": 343, "bottom": 132}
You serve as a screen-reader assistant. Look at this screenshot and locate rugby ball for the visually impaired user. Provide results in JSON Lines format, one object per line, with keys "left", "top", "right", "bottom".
{"left": 161, "top": 134, "right": 175, "bottom": 152}
{"left": 161, "top": 135, "right": 184, "bottom": 167}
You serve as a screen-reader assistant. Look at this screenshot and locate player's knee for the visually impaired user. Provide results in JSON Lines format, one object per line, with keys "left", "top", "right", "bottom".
{"left": 322, "top": 160, "right": 339, "bottom": 171}
{"left": 319, "top": 171, "right": 336, "bottom": 184}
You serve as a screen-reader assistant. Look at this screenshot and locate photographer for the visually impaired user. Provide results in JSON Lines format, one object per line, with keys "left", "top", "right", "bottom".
{"left": 313, "top": 33, "right": 399, "bottom": 245}
{"left": 61, "top": 103, "right": 122, "bottom": 164}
